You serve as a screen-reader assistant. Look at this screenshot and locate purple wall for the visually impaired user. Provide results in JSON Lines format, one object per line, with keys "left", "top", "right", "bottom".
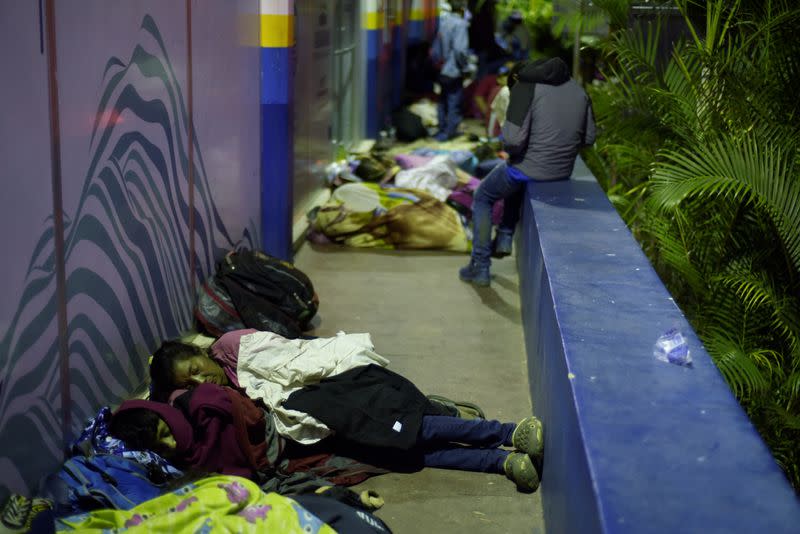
{"left": 0, "top": 0, "right": 260, "bottom": 500}
{"left": 0, "top": 0, "right": 62, "bottom": 497}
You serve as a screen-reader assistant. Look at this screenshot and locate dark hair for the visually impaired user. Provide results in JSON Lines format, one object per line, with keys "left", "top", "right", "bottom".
{"left": 150, "top": 340, "right": 204, "bottom": 402}
{"left": 354, "top": 155, "right": 392, "bottom": 182}
{"left": 108, "top": 408, "right": 161, "bottom": 451}
{"left": 471, "top": 143, "right": 498, "bottom": 162}
{"left": 507, "top": 60, "right": 528, "bottom": 90}
{"left": 450, "top": 0, "right": 466, "bottom": 13}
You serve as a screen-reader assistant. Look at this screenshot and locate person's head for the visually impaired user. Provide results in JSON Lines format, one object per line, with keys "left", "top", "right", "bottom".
{"left": 150, "top": 340, "right": 228, "bottom": 401}
{"left": 496, "top": 61, "right": 515, "bottom": 86}
{"left": 449, "top": 0, "right": 466, "bottom": 15}
{"left": 507, "top": 60, "right": 528, "bottom": 90}
{"left": 355, "top": 155, "right": 391, "bottom": 182}
{"left": 109, "top": 407, "right": 178, "bottom": 459}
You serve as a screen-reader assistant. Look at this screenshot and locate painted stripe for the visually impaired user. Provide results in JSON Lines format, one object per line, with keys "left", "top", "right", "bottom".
{"left": 44, "top": 0, "right": 71, "bottom": 451}
{"left": 363, "top": 11, "right": 384, "bottom": 30}
{"left": 365, "top": 28, "right": 381, "bottom": 60}
{"left": 260, "top": 48, "right": 291, "bottom": 103}
{"left": 261, "top": 103, "right": 293, "bottom": 260}
{"left": 409, "top": 9, "right": 424, "bottom": 21}
{"left": 391, "top": 24, "right": 404, "bottom": 109}
{"left": 260, "top": 0, "right": 293, "bottom": 16}
{"left": 261, "top": 14, "right": 294, "bottom": 47}
{"left": 260, "top": 45, "right": 293, "bottom": 259}
{"left": 407, "top": 20, "right": 424, "bottom": 43}
{"left": 186, "top": 0, "right": 195, "bottom": 293}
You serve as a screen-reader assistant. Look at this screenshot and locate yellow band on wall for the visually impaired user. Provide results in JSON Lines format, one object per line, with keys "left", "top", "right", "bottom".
{"left": 409, "top": 8, "right": 424, "bottom": 21}
{"left": 364, "top": 11, "right": 384, "bottom": 30}
{"left": 260, "top": 14, "right": 294, "bottom": 47}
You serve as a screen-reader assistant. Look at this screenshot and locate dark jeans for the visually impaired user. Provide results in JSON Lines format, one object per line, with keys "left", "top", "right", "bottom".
{"left": 418, "top": 415, "right": 515, "bottom": 474}
{"left": 471, "top": 161, "right": 526, "bottom": 268}
{"left": 437, "top": 75, "right": 464, "bottom": 138}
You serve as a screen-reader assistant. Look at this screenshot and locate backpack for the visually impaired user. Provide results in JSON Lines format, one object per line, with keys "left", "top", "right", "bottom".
{"left": 45, "top": 455, "right": 167, "bottom": 516}
{"left": 216, "top": 249, "right": 318, "bottom": 339}
{"left": 391, "top": 108, "right": 428, "bottom": 142}
{"left": 194, "top": 273, "right": 247, "bottom": 337}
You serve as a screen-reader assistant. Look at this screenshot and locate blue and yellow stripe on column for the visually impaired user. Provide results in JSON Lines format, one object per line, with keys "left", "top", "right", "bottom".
{"left": 363, "top": 0, "right": 384, "bottom": 138}
{"left": 260, "top": 0, "right": 294, "bottom": 260}
{"left": 407, "top": 0, "right": 424, "bottom": 45}
{"left": 391, "top": 0, "right": 406, "bottom": 109}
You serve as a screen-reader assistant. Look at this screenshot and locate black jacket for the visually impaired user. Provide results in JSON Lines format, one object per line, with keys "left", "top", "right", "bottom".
{"left": 283, "top": 364, "right": 441, "bottom": 450}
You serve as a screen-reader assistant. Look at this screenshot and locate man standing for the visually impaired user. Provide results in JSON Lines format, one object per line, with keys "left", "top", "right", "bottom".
{"left": 431, "top": 1, "right": 470, "bottom": 142}
{"left": 459, "top": 57, "right": 596, "bottom": 287}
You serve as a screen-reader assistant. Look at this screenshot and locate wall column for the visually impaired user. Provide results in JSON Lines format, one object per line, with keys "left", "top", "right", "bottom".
{"left": 363, "top": 0, "right": 384, "bottom": 138}
{"left": 260, "top": 0, "right": 294, "bottom": 260}
{"left": 390, "top": 0, "right": 407, "bottom": 109}
{"left": 407, "top": 0, "right": 424, "bottom": 45}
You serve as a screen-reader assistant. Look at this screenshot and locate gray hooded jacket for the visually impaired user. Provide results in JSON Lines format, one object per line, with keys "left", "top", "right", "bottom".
{"left": 502, "top": 58, "right": 596, "bottom": 180}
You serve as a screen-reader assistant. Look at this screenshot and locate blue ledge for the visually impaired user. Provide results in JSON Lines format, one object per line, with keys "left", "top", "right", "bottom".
{"left": 517, "top": 158, "right": 800, "bottom": 533}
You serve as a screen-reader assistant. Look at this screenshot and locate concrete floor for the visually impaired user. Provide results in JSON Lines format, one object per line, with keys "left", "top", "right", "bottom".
{"left": 294, "top": 243, "right": 544, "bottom": 534}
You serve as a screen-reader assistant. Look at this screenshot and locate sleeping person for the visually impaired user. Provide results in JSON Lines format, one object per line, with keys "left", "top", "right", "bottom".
{"left": 139, "top": 331, "right": 546, "bottom": 492}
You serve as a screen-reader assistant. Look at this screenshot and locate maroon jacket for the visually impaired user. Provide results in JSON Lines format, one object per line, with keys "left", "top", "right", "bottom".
{"left": 115, "top": 383, "right": 269, "bottom": 478}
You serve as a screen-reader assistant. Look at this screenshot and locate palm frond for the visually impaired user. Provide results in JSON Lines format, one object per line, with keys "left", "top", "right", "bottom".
{"left": 714, "top": 263, "right": 774, "bottom": 312}
{"left": 702, "top": 329, "right": 771, "bottom": 398}
{"left": 714, "top": 263, "right": 800, "bottom": 354}
{"left": 650, "top": 136, "right": 800, "bottom": 274}
{"left": 640, "top": 203, "right": 706, "bottom": 295}
{"left": 606, "top": 20, "right": 662, "bottom": 84}
{"left": 783, "top": 369, "right": 800, "bottom": 405}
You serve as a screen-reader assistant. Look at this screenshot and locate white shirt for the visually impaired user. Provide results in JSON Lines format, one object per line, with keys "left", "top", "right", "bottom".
{"left": 236, "top": 331, "right": 390, "bottom": 444}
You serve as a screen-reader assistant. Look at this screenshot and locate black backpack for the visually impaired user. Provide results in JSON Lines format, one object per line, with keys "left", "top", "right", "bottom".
{"left": 194, "top": 274, "right": 247, "bottom": 338}
{"left": 215, "top": 249, "right": 318, "bottom": 339}
{"left": 392, "top": 108, "right": 428, "bottom": 142}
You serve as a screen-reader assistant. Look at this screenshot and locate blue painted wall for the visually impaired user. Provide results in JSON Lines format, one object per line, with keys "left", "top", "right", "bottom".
{"left": 517, "top": 158, "right": 800, "bottom": 533}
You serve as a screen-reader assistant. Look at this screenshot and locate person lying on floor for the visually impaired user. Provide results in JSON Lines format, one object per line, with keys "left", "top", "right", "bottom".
{"left": 144, "top": 336, "right": 546, "bottom": 492}
{"left": 150, "top": 329, "right": 483, "bottom": 421}
{"left": 110, "top": 382, "right": 273, "bottom": 480}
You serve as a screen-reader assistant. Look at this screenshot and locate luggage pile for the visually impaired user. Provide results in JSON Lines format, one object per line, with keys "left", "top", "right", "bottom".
{"left": 310, "top": 136, "right": 507, "bottom": 253}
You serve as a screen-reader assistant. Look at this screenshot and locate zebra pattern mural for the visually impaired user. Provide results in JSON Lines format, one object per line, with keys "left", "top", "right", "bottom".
{"left": 0, "top": 14, "right": 259, "bottom": 498}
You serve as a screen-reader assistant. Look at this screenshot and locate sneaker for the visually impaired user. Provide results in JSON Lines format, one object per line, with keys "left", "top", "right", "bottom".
{"left": 503, "top": 452, "right": 540, "bottom": 493}
{"left": 0, "top": 494, "right": 49, "bottom": 532}
{"left": 459, "top": 262, "right": 490, "bottom": 287}
{"left": 1, "top": 494, "right": 30, "bottom": 531}
{"left": 492, "top": 232, "right": 513, "bottom": 258}
{"left": 434, "top": 131, "right": 449, "bottom": 142}
{"left": 512, "top": 416, "right": 544, "bottom": 458}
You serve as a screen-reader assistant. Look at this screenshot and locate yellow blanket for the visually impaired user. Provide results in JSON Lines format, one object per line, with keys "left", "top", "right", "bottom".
{"left": 56, "top": 475, "right": 336, "bottom": 533}
{"left": 313, "top": 183, "right": 471, "bottom": 252}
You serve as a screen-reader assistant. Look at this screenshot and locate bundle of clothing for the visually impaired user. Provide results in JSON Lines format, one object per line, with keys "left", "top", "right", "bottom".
{"left": 308, "top": 144, "right": 505, "bottom": 251}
